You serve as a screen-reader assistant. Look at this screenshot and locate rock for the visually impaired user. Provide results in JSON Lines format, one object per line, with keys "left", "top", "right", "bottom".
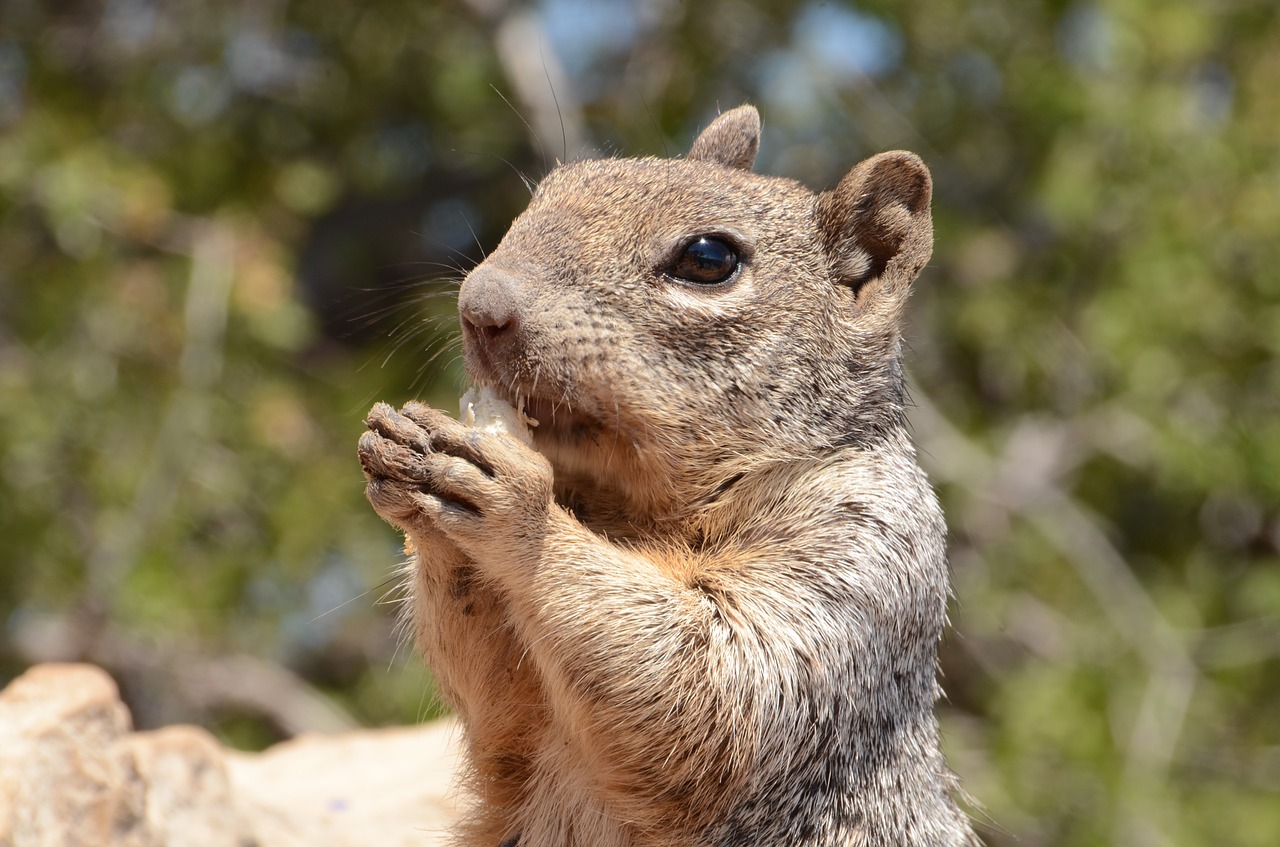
{"left": 0, "top": 664, "right": 463, "bottom": 847}
{"left": 0, "top": 663, "right": 256, "bottom": 847}
{"left": 0, "top": 663, "right": 136, "bottom": 846}
{"left": 120, "top": 726, "right": 250, "bottom": 847}
{"left": 226, "top": 722, "right": 462, "bottom": 846}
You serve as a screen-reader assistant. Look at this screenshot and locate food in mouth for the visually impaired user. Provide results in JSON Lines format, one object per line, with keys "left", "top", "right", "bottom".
{"left": 460, "top": 386, "right": 536, "bottom": 447}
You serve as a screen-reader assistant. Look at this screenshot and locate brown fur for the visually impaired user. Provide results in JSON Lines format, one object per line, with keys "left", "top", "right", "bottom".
{"left": 358, "top": 105, "right": 979, "bottom": 846}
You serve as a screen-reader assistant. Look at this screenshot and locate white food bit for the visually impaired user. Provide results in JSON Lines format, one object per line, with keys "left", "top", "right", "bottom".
{"left": 459, "top": 386, "right": 535, "bottom": 446}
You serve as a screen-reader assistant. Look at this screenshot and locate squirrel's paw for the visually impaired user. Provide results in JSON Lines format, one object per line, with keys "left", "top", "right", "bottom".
{"left": 359, "top": 401, "right": 554, "bottom": 562}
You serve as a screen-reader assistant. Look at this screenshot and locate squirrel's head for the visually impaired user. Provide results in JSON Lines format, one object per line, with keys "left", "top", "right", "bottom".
{"left": 456, "top": 105, "right": 932, "bottom": 511}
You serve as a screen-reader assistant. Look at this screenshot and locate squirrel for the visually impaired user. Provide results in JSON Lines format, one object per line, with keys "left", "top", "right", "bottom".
{"left": 358, "top": 105, "right": 980, "bottom": 846}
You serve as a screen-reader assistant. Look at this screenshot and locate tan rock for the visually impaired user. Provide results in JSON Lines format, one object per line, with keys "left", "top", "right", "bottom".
{"left": 0, "top": 664, "right": 462, "bottom": 847}
{"left": 120, "top": 726, "right": 251, "bottom": 847}
{"left": 0, "top": 663, "right": 138, "bottom": 847}
{"left": 227, "top": 722, "right": 462, "bottom": 846}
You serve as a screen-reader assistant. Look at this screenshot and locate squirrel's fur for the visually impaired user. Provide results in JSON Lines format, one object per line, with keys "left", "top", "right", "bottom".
{"left": 358, "top": 105, "right": 979, "bottom": 846}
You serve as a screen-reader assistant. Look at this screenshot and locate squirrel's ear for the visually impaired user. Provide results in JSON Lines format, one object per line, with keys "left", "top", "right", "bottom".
{"left": 815, "top": 151, "right": 932, "bottom": 308}
{"left": 688, "top": 105, "right": 760, "bottom": 171}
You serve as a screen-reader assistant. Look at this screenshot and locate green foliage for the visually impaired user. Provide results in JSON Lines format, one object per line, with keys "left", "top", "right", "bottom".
{"left": 1, "top": 0, "right": 1277, "bottom": 843}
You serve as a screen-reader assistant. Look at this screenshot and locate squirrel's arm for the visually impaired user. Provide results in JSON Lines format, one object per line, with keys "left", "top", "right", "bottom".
{"left": 403, "top": 533, "right": 546, "bottom": 814}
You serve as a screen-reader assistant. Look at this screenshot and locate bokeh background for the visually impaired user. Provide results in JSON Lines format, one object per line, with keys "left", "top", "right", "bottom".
{"left": 2, "top": 0, "right": 1278, "bottom": 844}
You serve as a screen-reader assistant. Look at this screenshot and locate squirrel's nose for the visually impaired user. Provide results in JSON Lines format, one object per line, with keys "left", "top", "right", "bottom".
{"left": 459, "top": 265, "right": 521, "bottom": 343}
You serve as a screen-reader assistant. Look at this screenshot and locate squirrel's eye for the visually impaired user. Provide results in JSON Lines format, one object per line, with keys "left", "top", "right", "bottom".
{"left": 667, "top": 237, "right": 739, "bottom": 285}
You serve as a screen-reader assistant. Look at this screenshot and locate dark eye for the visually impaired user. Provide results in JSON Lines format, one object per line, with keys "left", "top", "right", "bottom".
{"left": 667, "top": 237, "right": 739, "bottom": 285}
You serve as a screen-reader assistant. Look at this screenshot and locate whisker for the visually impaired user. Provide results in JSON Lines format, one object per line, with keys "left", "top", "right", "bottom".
{"left": 493, "top": 83, "right": 547, "bottom": 178}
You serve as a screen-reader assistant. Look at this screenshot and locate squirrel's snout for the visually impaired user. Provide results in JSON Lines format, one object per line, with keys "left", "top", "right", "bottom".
{"left": 459, "top": 265, "right": 522, "bottom": 349}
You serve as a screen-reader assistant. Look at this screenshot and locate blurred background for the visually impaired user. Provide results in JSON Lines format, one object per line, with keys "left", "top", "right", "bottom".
{"left": 1, "top": 0, "right": 1277, "bottom": 844}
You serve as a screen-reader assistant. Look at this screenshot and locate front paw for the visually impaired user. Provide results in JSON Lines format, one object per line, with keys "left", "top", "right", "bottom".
{"left": 359, "top": 403, "right": 435, "bottom": 532}
{"left": 358, "top": 402, "right": 554, "bottom": 559}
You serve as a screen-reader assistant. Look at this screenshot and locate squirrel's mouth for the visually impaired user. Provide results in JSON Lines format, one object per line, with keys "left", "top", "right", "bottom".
{"left": 465, "top": 348, "right": 612, "bottom": 444}
{"left": 488, "top": 386, "right": 607, "bottom": 445}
